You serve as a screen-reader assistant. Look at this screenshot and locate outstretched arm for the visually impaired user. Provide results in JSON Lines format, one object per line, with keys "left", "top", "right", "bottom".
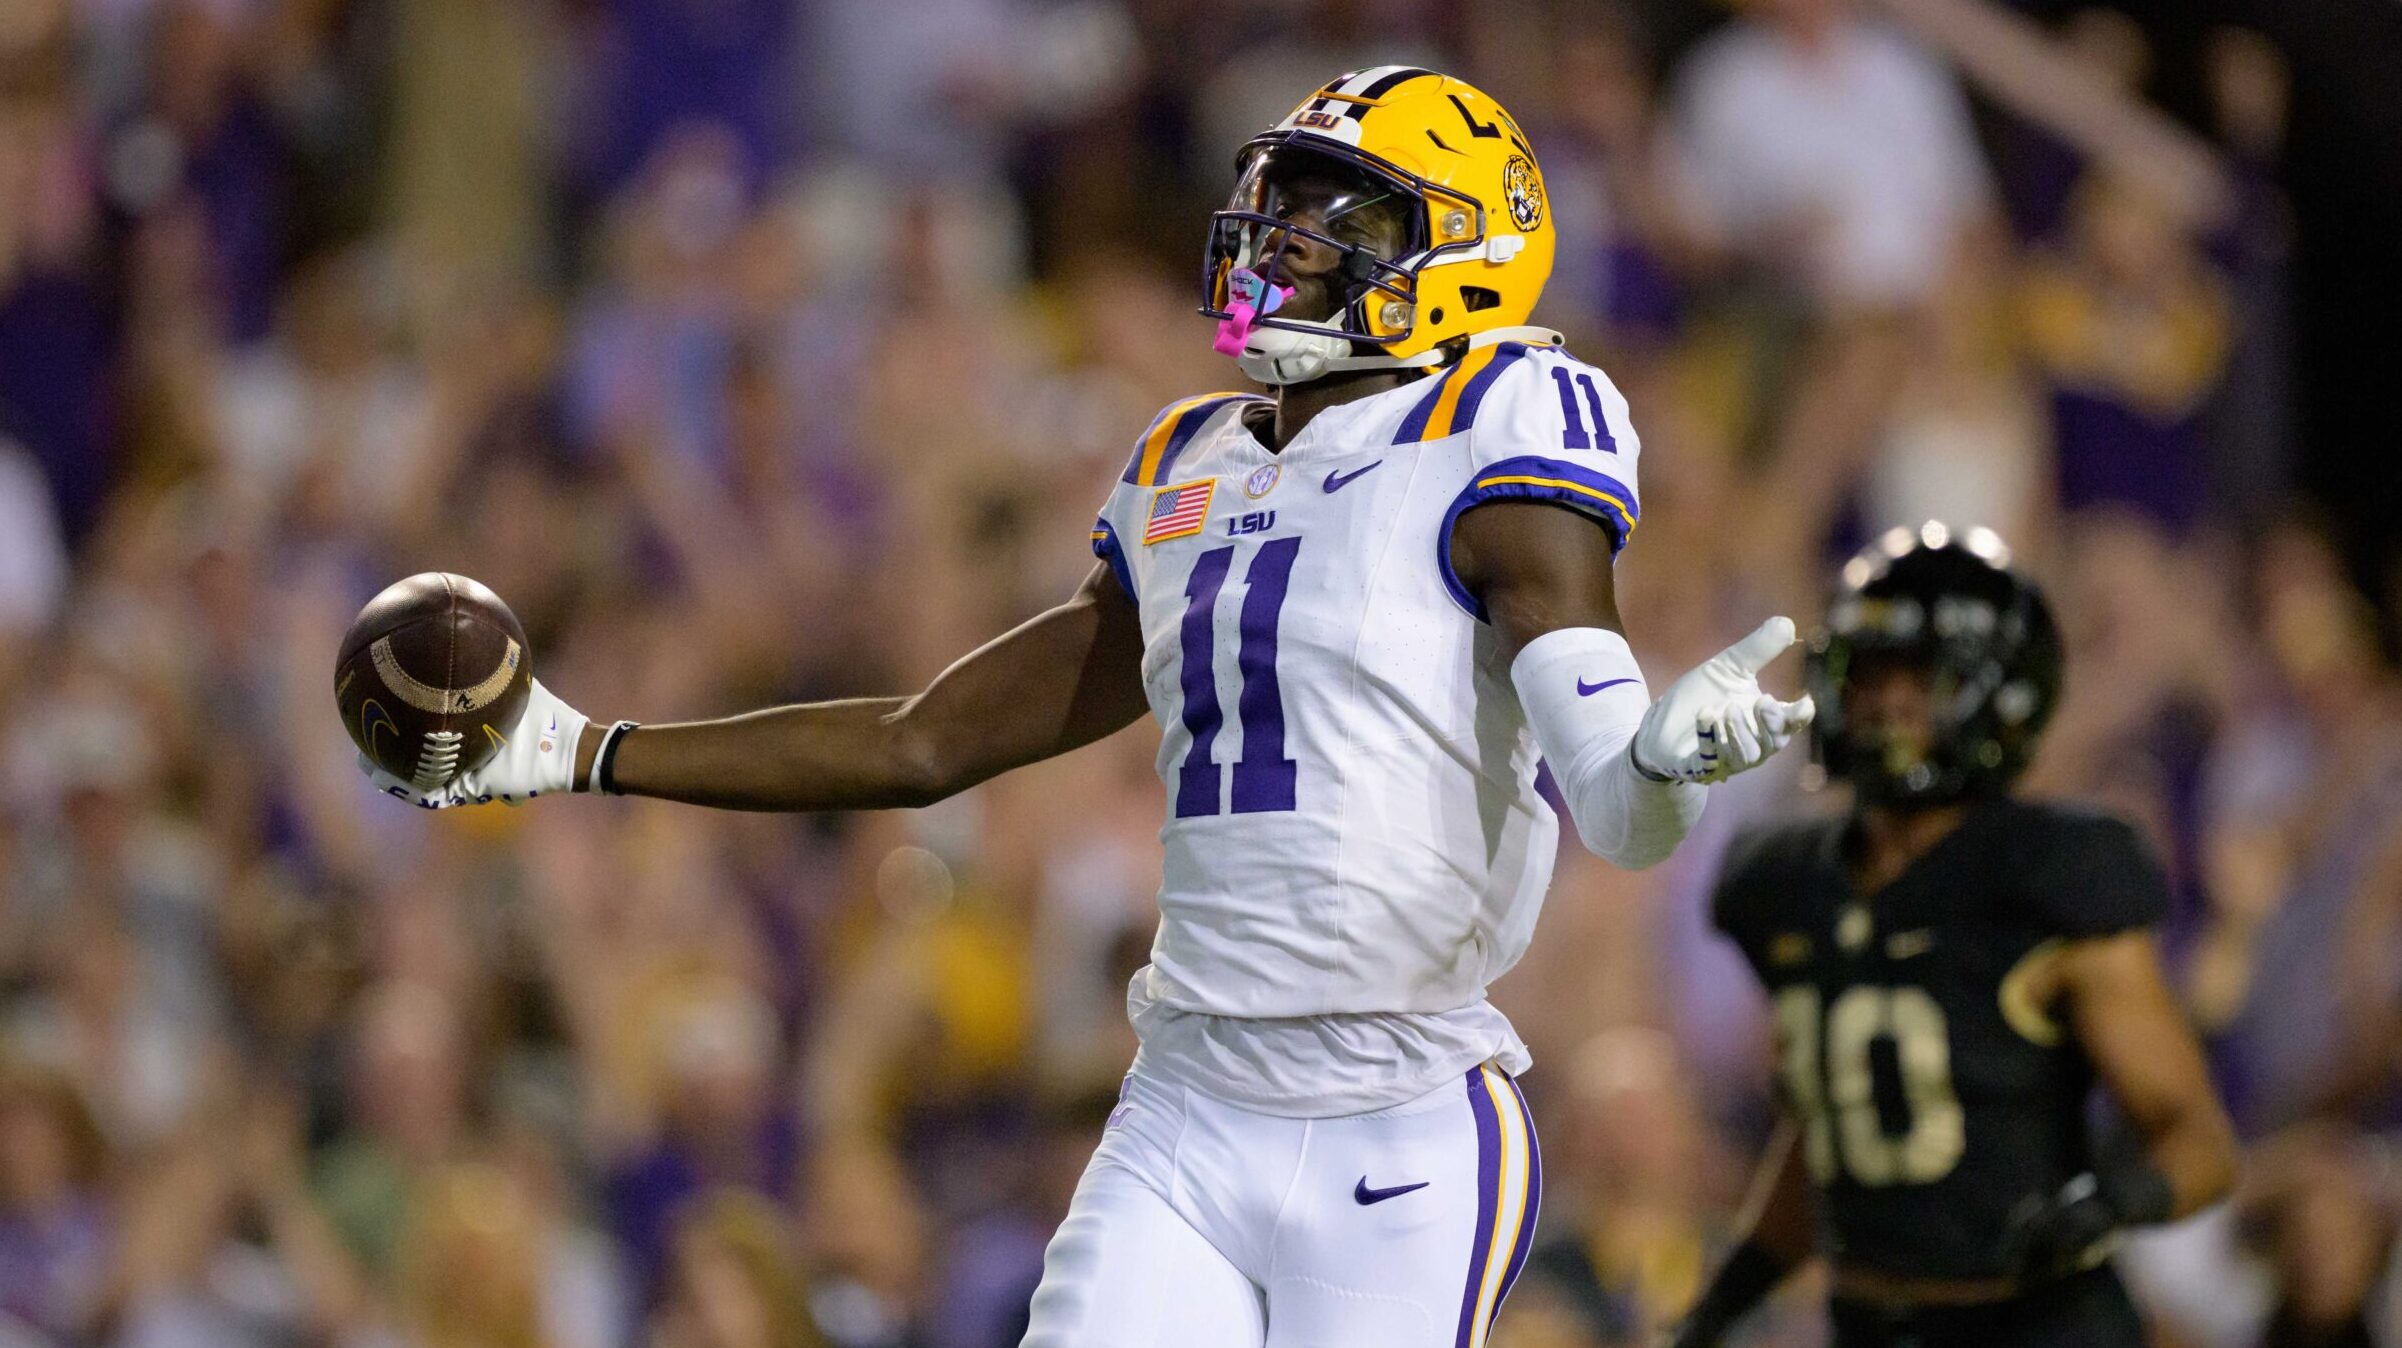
{"left": 604, "top": 563, "right": 1149, "bottom": 810}
{"left": 1451, "top": 501, "right": 1811, "bottom": 868}
{"left": 368, "top": 564, "right": 1150, "bottom": 811}
{"left": 1866, "top": 0, "right": 2232, "bottom": 231}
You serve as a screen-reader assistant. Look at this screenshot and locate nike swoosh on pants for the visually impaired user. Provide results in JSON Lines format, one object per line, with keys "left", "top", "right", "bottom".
{"left": 1354, "top": 1177, "right": 1431, "bottom": 1205}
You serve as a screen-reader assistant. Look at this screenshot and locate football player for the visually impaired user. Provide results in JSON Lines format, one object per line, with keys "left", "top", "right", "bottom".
{"left": 1673, "top": 526, "right": 2238, "bottom": 1348}
{"left": 366, "top": 70, "right": 1814, "bottom": 1347}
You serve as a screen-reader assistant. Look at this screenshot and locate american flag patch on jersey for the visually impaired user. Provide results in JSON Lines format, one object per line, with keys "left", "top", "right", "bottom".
{"left": 1143, "top": 480, "right": 1215, "bottom": 544}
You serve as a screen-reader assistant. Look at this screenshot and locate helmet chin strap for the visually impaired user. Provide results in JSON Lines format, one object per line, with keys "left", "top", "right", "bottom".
{"left": 1231, "top": 322, "right": 1564, "bottom": 387}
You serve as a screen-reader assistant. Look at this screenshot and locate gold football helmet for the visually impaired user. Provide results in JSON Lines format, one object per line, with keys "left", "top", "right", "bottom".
{"left": 1205, "top": 68, "right": 1560, "bottom": 384}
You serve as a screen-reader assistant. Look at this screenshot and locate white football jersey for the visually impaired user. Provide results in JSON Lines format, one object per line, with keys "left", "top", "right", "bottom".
{"left": 1090, "top": 341, "right": 1645, "bottom": 1115}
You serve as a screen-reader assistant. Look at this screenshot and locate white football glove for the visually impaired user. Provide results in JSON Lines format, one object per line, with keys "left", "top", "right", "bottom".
{"left": 359, "top": 678, "right": 590, "bottom": 809}
{"left": 1631, "top": 617, "right": 1816, "bottom": 785}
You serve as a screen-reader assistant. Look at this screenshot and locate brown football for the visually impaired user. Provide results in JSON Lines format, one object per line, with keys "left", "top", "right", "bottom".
{"left": 334, "top": 573, "right": 532, "bottom": 790}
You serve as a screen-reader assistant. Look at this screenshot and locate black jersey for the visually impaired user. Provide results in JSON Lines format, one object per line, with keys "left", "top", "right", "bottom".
{"left": 1712, "top": 797, "right": 2170, "bottom": 1281}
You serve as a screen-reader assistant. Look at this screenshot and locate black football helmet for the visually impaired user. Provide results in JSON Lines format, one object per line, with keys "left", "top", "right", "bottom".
{"left": 1805, "top": 524, "right": 2063, "bottom": 805}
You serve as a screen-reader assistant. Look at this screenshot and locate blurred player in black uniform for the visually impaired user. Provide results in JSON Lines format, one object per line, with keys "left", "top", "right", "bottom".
{"left": 1671, "top": 526, "right": 2237, "bottom": 1348}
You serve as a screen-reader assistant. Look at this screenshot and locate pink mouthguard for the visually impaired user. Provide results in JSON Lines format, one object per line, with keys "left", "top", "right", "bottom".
{"left": 1213, "top": 269, "right": 1295, "bottom": 356}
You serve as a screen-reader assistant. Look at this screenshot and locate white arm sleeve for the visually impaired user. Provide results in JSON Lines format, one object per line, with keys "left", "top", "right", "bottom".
{"left": 1510, "top": 626, "right": 1707, "bottom": 870}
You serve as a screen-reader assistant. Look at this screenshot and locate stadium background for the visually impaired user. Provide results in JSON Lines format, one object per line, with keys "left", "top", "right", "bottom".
{"left": 1, "top": 0, "right": 2399, "bottom": 1344}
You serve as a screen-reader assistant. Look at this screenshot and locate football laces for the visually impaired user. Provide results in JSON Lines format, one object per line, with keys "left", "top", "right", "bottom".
{"left": 412, "top": 730, "right": 465, "bottom": 790}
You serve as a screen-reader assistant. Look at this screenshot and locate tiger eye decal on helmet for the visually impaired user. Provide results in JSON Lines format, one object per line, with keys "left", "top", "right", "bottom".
{"left": 1203, "top": 69, "right": 1556, "bottom": 375}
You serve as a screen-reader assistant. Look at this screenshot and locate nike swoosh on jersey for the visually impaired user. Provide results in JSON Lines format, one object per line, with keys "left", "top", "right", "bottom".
{"left": 1577, "top": 677, "right": 1638, "bottom": 696}
{"left": 1323, "top": 461, "right": 1382, "bottom": 493}
{"left": 1354, "top": 1177, "right": 1431, "bottom": 1205}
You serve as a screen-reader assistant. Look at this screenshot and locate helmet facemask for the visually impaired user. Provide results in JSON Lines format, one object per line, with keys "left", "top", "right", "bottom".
{"left": 1810, "top": 624, "right": 2004, "bottom": 805}
{"left": 1203, "top": 140, "right": 1475, "bottom": 381}
{"left": 1805, "top": 533, "right": 2062, "bottom": 807}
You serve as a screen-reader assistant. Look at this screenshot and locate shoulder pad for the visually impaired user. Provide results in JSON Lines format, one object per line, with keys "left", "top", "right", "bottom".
{"left": 1393, "top": 340, "right": 1554, "bottom": 445}
{"left": 1121, "top": 392, "right": 1269, "bottom": 486}
{"left": 2013, "top": 803, "right": 2172, "bottom": 938}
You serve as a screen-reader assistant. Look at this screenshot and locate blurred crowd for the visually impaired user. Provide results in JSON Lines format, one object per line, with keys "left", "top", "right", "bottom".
{"left": 0, "top": 0, "right": 2396, "bottom": 1345}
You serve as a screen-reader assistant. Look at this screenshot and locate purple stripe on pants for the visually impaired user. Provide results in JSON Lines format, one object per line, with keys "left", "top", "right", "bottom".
{"left": 1453, "top": 1069, "right": 1503, "bottom": 1348}
{"left": 1496, "top": 1072, "right": 1544, "bottom": 1312}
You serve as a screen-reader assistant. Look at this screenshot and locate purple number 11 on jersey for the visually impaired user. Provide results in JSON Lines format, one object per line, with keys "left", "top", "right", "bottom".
{"left": 1174, "top": 538, "right": 1302, "bottom": 817}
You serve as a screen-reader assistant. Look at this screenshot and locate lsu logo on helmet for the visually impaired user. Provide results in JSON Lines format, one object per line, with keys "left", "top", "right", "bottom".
{"left": 1203, "top": 67, "right": 1557, "bottom": 380}
{"left": 1502, "top": 155, "right": 1544, "bottom": 231}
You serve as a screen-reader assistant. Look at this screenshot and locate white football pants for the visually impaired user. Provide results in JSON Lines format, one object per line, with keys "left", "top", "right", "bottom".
{"left": 1021, "top": 1063, "right": 1542, "bottom": 1348}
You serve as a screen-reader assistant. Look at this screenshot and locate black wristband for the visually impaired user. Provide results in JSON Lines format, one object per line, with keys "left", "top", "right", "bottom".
{"left": 593, "top": 720, "right": 639, "bottom": 796}
{"left": 2097, "top": 1163, "right": 2175, "bottom": 1227}
{"left": 1674, "top": 1240, "right": 1788, "bottom": 1345}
